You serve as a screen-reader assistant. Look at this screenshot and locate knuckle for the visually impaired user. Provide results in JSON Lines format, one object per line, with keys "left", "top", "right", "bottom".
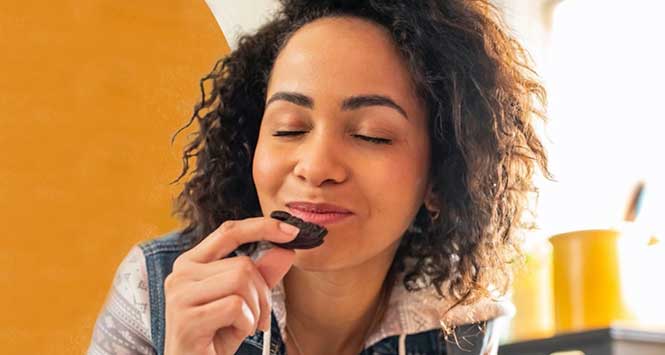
{"left": 228, "top": 296, "right": 256, "bottom": 335}
{"left": 237, "top": 256, "right": 256, "bottom": 275}
{"left": 229, "top": 275, "right": 254, "bottom": 304}
{"left": 227, "top": 294, "right": 246, "bottom": 314}
{"left": 164, "top": 274, "right": 175, "bottom": 292}
{"left": 266, "top": 219, "right": 282, "bottom": 236}
{"left": 172, "top": 255, "right": 186, "bottom": 272}
{"left": 240, "top": 321, "right": 254, "bottom": 337}
{"left": 227, "top": 271, "right": 244, "bottom": 292}
{"left": 219, "top": 220, "right": 237, "bottom": 234}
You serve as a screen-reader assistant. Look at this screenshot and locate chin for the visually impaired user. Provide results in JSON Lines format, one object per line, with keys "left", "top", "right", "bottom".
{"left": 291, "top": 247, "right": 357, "bottom": 272}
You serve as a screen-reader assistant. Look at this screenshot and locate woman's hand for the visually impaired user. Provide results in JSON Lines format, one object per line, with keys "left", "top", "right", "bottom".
{"left": 163, "top": 217, "right": 300, "bottom": 355}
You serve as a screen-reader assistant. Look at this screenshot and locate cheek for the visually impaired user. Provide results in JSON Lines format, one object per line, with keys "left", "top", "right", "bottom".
{"left": 387, "top": 142, "right": 430, "bottom": 191}
{"left": 364, "top": 152, "right": 428, "bottom": 213}
{"left": 252, "top": 142, "right": 283, "bottom": 194}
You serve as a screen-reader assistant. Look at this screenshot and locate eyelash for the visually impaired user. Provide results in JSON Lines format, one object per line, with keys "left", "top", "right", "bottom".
{"left": 272, "top": 131, "right": 392, "bottom": 145}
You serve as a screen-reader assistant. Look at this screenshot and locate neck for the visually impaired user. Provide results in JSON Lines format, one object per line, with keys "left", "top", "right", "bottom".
{"left": 282, "top": 244, "right": 398, "bottom": 355}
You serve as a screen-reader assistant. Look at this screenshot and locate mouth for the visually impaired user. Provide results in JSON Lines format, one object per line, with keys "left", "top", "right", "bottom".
{"left": 286, "top": 201, "right": 353, "bottom": 225}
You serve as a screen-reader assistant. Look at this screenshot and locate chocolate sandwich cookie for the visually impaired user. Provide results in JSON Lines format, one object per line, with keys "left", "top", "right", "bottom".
{"left": 269, "top": 210, "right": 328, "bottom": 249}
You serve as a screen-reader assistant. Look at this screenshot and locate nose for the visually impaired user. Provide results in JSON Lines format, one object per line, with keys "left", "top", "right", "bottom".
{"left": 293, "top": 131, "right": 348, "bottom": 187}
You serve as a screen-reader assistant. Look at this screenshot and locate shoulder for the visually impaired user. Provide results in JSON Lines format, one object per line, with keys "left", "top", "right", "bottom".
{"left": 115, "top": 245, "right": 151, "bottom": 323}
{"left": 88, "top": 245, "right": 154, "bottom": 354}
{"left": 135, "top": 229, "right": 199, "bottom": 281}
{"left": 89, "top": 230, "right": 199, "bottom": 355}
{"left": 105, "top": 245, "right": 152, "bottom": 339}
{"left": 138, "top": 229, "right": 196, "bottom": 256}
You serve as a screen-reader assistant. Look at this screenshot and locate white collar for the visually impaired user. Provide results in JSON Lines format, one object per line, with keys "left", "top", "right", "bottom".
{"left": 242, "top": 242, "right": 515, "bottom": 349}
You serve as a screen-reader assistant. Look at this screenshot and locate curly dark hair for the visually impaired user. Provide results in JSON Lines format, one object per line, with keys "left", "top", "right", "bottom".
{"left": 169, "top": 0, "right": 551, "bottom": 325}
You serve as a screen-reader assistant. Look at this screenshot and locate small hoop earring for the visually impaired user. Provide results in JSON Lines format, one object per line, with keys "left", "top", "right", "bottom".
{"left": 428, "top": 208, "right": 440, "bottom": 222}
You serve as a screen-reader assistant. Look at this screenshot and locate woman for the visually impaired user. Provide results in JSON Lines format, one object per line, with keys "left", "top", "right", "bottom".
{"left": 88, "top": 0, "right": 550, "bottom": 354}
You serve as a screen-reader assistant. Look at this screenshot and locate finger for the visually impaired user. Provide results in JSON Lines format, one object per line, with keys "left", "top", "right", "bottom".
{"left": 176, "top": 255, "right": 258, "bottom": 282}
{"left": 254, "top": 248, "right": 295, "bottom": 331}
{"left": 193, "top": 295, "right": 256, "bottom": 355}
{"left": 184, "top": 217, "right": 300, "bottom": 263}
{"left": 179, "top": 259, "right": 270, "bottom": 332}
{"left": 255, "top": 247, "right": 296, "bottom": 289}
{"left": 213, "top": 326, "right": 250, "bottom": 355}
{"left": 177, "top": 254, "right": 282, "bottom": 332}
{"left": 182, "top": 248, "right": 296, "bottom": 283}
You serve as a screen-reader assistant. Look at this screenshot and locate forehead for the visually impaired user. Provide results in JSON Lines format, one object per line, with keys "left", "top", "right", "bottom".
{"left": 267, "top": 16, "right": 422, "bottom": 111}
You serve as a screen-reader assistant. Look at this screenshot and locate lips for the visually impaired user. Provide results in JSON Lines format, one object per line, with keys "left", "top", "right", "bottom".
{"left": 286, "top": 201, "right": 352, "bottom": 213}
{"left": 286, "top": 201, "right": 353, "bottom": 225}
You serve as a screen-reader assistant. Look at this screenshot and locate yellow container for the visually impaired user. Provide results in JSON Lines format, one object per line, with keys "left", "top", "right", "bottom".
{"left": 509, "top": 239, "right": 555, "bottom": 341}
{"left": 550, "top": 229, "right": 633, "bottom": 333}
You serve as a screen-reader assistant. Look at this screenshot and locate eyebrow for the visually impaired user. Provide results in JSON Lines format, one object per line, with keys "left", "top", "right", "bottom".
{"left": 265, "top": 91, "right": 409, "bottom": 120}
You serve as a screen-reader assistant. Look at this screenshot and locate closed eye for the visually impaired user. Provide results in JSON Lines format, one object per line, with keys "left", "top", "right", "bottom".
{"left": 352, "top": 135, "right": 392, "bottom": 145}
{"left": 273, "top": 131, "right": 307, "bottom": 137}
{"left": 273, "top": 131, "right": 392, "bottom": 145}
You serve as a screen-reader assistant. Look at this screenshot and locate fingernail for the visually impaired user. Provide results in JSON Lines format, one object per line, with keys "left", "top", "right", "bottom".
{"left": 279, "top": 222, "right": 300, "bottom": 236}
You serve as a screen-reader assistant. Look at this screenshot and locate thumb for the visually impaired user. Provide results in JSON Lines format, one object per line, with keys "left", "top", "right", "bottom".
{"left": 254, "top": 247, "right": 296, "bottom": 289}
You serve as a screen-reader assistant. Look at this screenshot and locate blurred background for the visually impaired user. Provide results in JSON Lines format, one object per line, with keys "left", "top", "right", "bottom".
{"left": 495, "top": 0, "right": 665, "bottom": 344}
{"left": 0, "top": 0, "right": 227, "bottom": 353}
{"left": 1, "top": 0, "right": 664, "bottom": 353}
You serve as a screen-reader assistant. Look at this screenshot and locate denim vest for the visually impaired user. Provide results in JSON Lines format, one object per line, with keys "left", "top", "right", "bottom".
{"left": 138, "top": 231, "right": 494, "bottom": 355}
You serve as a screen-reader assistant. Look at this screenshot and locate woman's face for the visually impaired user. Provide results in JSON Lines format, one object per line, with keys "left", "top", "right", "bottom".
{"left": 253, "top": 17, "right": 431, "bottom": 271}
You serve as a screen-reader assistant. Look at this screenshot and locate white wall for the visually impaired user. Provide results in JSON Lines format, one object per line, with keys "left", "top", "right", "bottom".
{"left": 205, "top": 0, "right": 280, "bottom": 50}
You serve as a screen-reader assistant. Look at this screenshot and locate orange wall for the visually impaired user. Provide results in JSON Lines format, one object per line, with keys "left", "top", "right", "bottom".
{"left": 0, "top": 1, "right": 229, "bottom": 353}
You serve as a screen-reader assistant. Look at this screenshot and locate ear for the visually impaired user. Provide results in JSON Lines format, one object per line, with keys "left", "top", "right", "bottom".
{"left": 423, "top": 180, "right": 439, "bottom": 212}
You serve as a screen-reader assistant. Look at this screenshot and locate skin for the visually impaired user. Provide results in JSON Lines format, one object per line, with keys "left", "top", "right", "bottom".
{"left": 252, "top": 16, "right": 432, "bottom": 355}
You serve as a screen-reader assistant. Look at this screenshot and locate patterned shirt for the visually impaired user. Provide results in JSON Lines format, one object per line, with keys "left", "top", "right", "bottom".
{"left": 87, "top": 243, "right": 513, "bottom": 354}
